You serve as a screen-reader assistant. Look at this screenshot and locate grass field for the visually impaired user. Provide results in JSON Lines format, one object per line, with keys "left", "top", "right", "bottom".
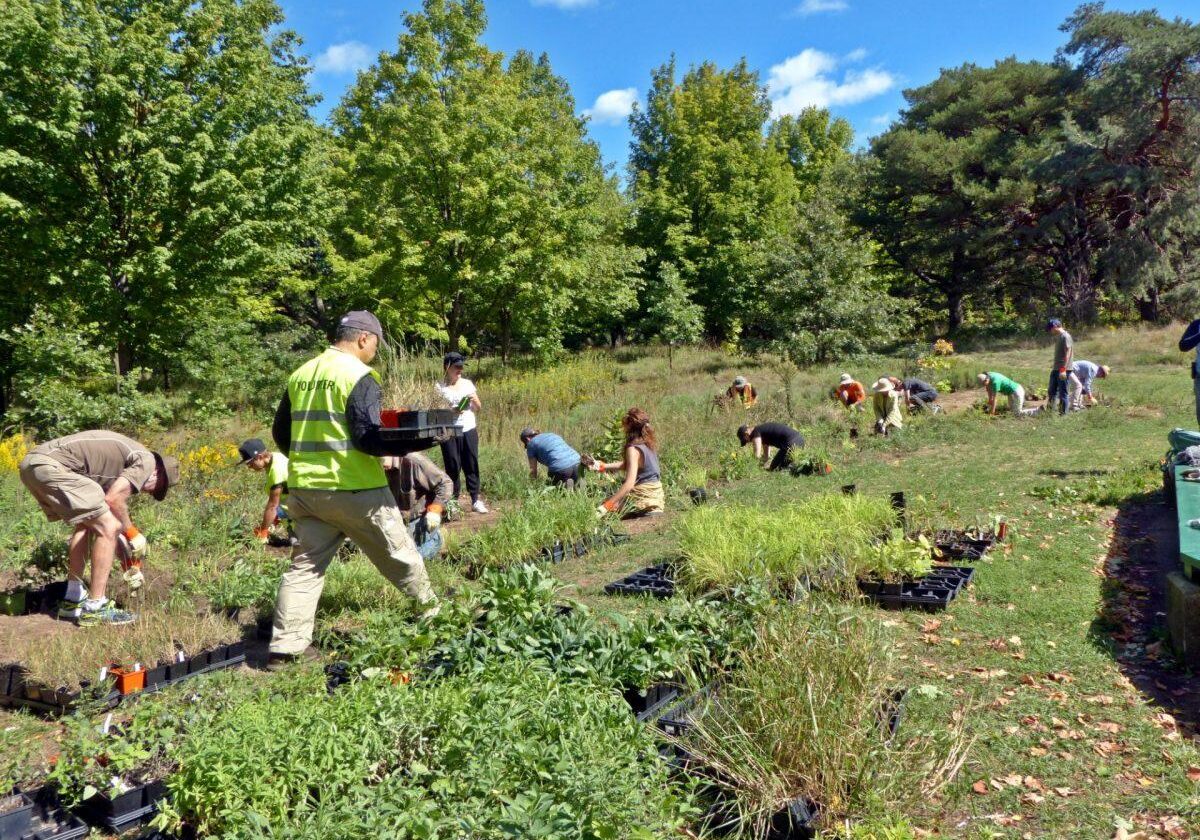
{"left": 1, "top": 323, "right": 1199, "bottom": 838}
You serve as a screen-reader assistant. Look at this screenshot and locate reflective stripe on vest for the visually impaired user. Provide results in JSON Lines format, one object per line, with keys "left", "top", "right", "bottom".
{"left": 286, "top": 347, "right": 386, "bottom": 491}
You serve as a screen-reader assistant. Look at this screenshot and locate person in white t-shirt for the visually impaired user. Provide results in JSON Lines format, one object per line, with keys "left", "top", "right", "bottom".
{"left": 436, "top": 352, "right": 487, "bottom": 514}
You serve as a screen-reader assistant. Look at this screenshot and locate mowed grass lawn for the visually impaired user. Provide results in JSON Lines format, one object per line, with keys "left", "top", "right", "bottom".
{"left": 2, "top": 324, "right": 1199, "bottom": 838}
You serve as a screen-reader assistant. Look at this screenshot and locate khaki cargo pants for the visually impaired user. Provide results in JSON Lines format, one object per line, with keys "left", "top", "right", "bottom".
{"left": 271, "top": 486, "right": 436, "bottom": 655}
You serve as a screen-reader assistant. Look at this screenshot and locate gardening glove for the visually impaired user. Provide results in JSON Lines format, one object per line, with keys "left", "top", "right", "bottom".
{"left": 123, "top": 526, "right": 148, "bottom": 560}
{"left": 122, "top": 562, "right": 144, "bottom": 592}
{"left": 425, "top": 504, "right": 443, "bottom": 531}
{"left": 1057, "top": 367, "right": 1068, "bottom": 381}
{"left": 253, "top": 526, "right": 271, "bottom": 543}
{"left": 596, "top": 499, "right": 618, "bottom": 518}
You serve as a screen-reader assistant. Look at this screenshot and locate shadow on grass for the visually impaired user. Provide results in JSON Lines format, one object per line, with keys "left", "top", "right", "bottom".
{"left": 1089, "top": 488, "right": 1200, "bottom": 734}
{"left": 1038, "top": 468, "right": 1110, "bottom": 478}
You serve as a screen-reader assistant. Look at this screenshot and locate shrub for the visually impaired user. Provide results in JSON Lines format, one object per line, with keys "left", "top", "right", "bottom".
{"left": 4, "top": 307, "right": 174, "bottom": 436}
{"left": 675, "top": 494, "right": 897, "bottom": 595}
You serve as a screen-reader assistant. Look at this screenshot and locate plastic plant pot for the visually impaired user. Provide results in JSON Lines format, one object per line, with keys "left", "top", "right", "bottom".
{"left": 226, "top": 640, "right": 246, "bottom": 661}
{"left": 257, "top": 615, "right": 274, "bottom": 641}
{"left": 688, "top": 488, "right": 708, "bottom": 505}
{"left": 110, "top": 667, "right": 145, "bottom": 696}
{"left": 0, "top": 790, "right": 35, "bottom": 840}
{"left": 186, "top": 650, "right": 212, "bottom": 674}
{"left": 143, "top": 663, "right": 169, "bottom": 691}
{"left": 0, "top": 590, "right": 26, "bottom": 617}
{"left": 841, "top": 484, "right": 857, "bottom": 495}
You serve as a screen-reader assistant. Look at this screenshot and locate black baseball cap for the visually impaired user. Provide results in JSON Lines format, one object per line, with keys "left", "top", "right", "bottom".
{"left": 1046, "top": 318, "right": 1062, "bottom": 330}
{"left": 238, "top": 438, "right": 268, "bottom": 464}
{"left": 338, "top": 310, "right": 383, "bottom": 338}
{"left": 444, "top": 351, "right": 466, "bottom": 368}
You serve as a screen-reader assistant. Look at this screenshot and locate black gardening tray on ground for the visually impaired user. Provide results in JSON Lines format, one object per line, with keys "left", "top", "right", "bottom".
{"left": 604, "top": 563, "right": 675, "bottom": 598}
{"left": 77, "top": 778, "right": 167, "bottom": 833}
{"left": 0, "top": 643, "right": 246, "bottom": 717}
{"left": 929, "top": 529, "right": 997, "bottom": 562}
{"left": 858, "top": 566, "right": 971, "bottom": 611}
{"left": 622, "top": 680, "right": 682, "bottom": 722}
{"left": 0, "top": 788, "right": 88, "bottom": 840}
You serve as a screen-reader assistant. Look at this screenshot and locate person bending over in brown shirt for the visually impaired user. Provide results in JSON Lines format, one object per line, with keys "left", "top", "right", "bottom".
{"left": 18, "top": 430, "right": 179, "bottom": 625}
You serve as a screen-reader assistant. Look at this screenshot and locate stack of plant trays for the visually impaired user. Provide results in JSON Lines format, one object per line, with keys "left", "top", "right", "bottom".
{"left": 603, "top": 563, "right": 675, "bottom": 598}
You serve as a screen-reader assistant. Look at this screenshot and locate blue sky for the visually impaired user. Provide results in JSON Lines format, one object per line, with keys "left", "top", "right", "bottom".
{"left": 279, "top": 0, "right": 1196, "bottom": 173}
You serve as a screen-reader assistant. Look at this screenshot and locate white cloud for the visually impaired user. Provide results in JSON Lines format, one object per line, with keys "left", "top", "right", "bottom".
{"left": 870, "top": 113, "right": 892, "bottom": 127}
{"left": 314, "top": 41, "right": 372, "bottom": 75}
{"left": 767, "top": 48, "right": 895, "bottom": 117}
{"left": 532, "top": 0, "right": 598, "bottom": 8}
{"left": 844, "top": 47, "right": 868, "bottom": 63}
{"left": 793, "top": 0, "right": 848, "bottom": 16}
{"left": 585, "top": 88, "right": 638, "bottom": 125}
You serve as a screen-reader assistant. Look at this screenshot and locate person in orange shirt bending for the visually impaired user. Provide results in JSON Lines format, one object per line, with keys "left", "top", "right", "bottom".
{"left": 834, "top": 374, "right": 866, "bottom": 411}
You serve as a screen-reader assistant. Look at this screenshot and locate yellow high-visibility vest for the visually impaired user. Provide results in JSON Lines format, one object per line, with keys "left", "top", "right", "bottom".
{"left": 286, "top": 347, "right": 386, "bottom": 491}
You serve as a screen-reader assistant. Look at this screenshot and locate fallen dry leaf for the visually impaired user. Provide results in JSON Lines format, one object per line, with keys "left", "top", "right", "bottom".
{"left": 1053, "top": 786, "right": 1074, "bottom": 797}
{"left": 972, "top": 779, "right": 989, "bottom": 795}
{"left": 1096, "top": 721, "right": 1123, "bottom": 734}
{"left": 921, "top": 618, "right": 942, "bottom": 633}
{"left": 1186, "top": 766, "right": 1200, "bottom": 783}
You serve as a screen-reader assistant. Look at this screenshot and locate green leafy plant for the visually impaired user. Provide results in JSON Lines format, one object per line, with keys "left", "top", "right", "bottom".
{"left": 856, "top": 531, "right": 935, "bottom": 582}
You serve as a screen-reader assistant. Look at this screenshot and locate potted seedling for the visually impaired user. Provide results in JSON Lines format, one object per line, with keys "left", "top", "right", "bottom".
{"left": 682, "top": 466, "right": 709, "bottom": 505}
{"left": 858, "top": 530, "right": 934, "bottom": 595}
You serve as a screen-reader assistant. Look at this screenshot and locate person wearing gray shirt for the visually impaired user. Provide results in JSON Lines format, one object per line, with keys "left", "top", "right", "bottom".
{"left": 1047, "top": 319, "right": 1074, "bottom": 415}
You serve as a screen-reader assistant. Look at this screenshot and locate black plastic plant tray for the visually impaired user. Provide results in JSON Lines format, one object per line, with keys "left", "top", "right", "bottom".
{"left": 0, "top": 790, "right": 35, "bottom": 840}
{"left": 924, "top": 566, "right": 975, "bottom": 591}
{"left": 604, "top": 563, "right": 675, "bottom": 598}
{"left": 378, "top": 409, "right": 462, "bottom": 443}
{"left": 78, "top": 778, "right": 167, "bottom": 832}
{"left": 623, "top": 681, "right": 682, "bottom": 722}
{"left": 17, "top": 790, "right": 87, "bottom": 840}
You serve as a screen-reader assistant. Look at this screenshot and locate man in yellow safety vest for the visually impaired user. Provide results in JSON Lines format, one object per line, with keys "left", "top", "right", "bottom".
{"left": 267, "top": 310, "right": 438, "bottom": 669}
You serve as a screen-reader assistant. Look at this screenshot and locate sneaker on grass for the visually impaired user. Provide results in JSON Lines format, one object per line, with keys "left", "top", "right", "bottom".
{"left": 78, "top": 599, "right": 135, "bottom": 626}
{"left": 56, "top": 597, "right": 85, "bottom": 620}
{"left": 472, "top": 499, "right": 489, "bottom": 514}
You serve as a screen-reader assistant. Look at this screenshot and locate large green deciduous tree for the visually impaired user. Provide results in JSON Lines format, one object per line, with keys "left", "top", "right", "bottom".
{"left": 0, "top": 0, "right": 326, "bottom": 387}
{"left": 628, "top": 58, "right": 797, "bottom": 342}
{"left": 330, "top": 0, "right": 638, "bottom": 358}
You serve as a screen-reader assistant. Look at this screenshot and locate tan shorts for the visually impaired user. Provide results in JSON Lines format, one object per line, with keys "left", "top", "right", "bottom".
{"left": 18, "top": 454, "right": 108, "bottom": 526}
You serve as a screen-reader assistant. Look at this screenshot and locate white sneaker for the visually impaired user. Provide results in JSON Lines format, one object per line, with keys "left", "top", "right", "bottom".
{"left": 471, "top": 499, "right": 489, "bottom": 514}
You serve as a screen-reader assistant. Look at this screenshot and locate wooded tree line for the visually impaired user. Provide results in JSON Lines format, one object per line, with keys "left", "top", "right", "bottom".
{"left": 0, "top": 0, "right": 1196, "bottom": 423}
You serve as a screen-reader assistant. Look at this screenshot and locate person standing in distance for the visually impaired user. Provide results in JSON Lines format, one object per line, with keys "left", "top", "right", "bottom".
{"left": 1047, "top": 319, "right": 1074, "bottom": 415}
{"left": 269, "top": 310, "right": 438, "bottom": 669}
{"left": 436, "top": 352, "right": 487, "bottom": 514}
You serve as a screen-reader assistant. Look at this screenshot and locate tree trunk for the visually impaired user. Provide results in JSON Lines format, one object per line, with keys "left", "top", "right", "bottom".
{"left": 1135, "top": 287, "right": 1160, "bottom": 323}
{"left": 946, "top": 289, "right": 965, "bottom": 334}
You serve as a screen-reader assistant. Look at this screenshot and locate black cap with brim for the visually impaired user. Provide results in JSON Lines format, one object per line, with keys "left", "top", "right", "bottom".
{"left": 444, "top": 351, "right": 466, "bottom": 369}
{"left": 238, "top": 438, "right": 268, "bottom": 464}
{"left": 152, "top": 453, "right": 181, "bottom": 501}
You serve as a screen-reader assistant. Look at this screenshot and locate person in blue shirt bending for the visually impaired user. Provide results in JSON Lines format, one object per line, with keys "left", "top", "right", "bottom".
{"left": 520, "top": 428, "right": 584, "bottom": 490}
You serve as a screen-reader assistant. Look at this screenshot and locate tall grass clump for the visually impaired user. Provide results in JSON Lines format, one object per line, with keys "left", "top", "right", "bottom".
{"left": 675, "top": 494, "right": 896, "bottom": 595}
{"left": 680, "top": 602, "right": 968, "bottom": 835}
{"left": 456, "top": 490, "right": 603, "bottom": 575}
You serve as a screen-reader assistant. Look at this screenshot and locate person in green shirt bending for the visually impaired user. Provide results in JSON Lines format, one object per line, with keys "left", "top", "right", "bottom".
{"left": 239, "top": 438, "right": 290, "bottom": 543}
{"left": 978, "top": 372, "right": 1040, "bottom": 416}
